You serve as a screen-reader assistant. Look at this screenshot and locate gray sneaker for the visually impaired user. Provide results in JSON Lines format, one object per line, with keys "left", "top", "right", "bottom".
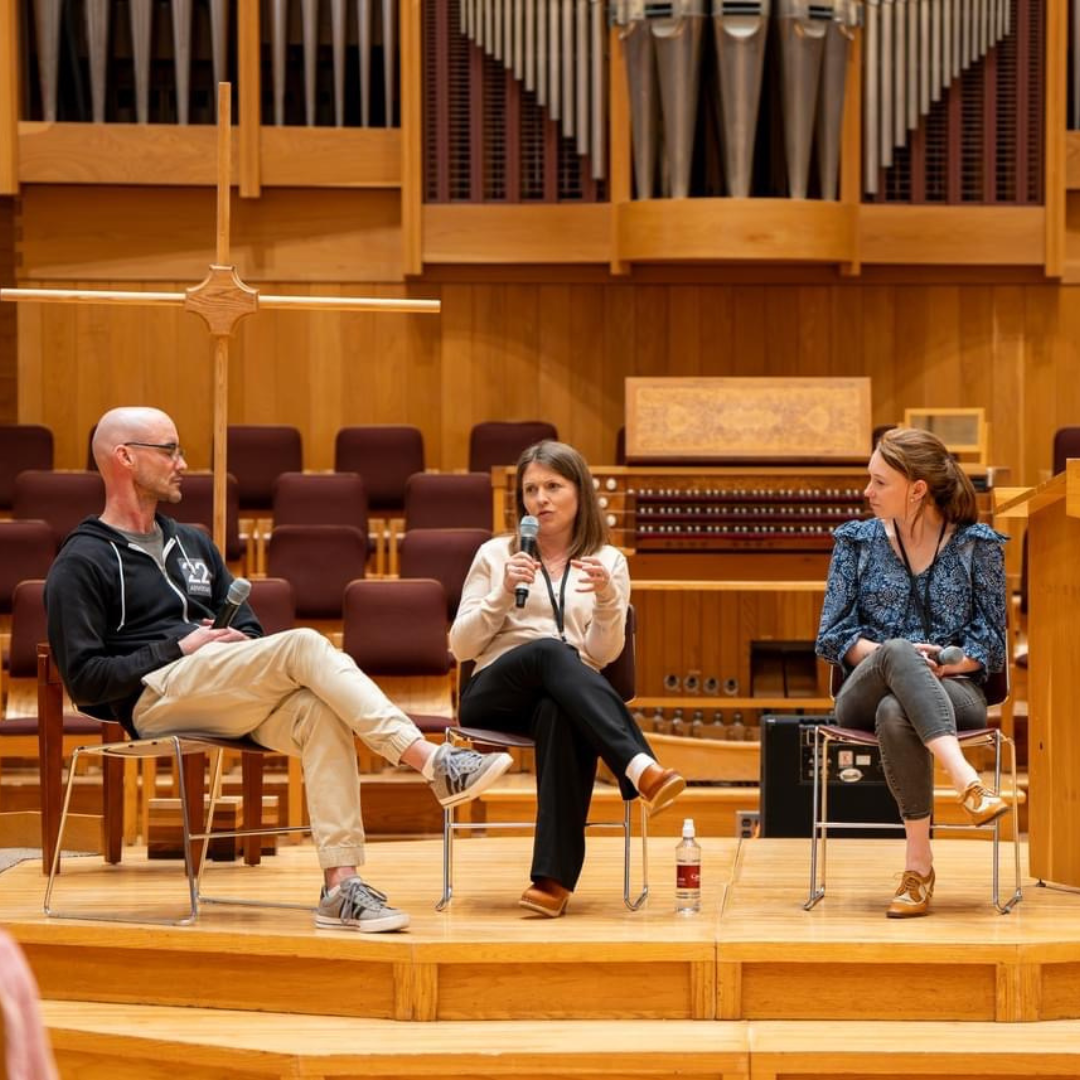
{"left": 429, "top": 744, "right": 513, "bottom": 808}
{"left": 315, "top": 877, "right": 410, "bottom": 933}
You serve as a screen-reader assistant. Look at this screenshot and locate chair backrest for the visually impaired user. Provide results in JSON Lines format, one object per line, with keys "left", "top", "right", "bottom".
{"left": 342, "top": 579, "right": 451, "bottom": 676}
{"left": 272, "top": 472, "right": 368, "bottom": 532}
{"left": 404, "top": 472, "right": 492, "bottom": 531}
{"left": 334, "top": 426, "right": 424, "bottom": 513}
{"left": 0, "top": 520, "right": 55, "bottom": 615}
{"left": 157, "top": 472, "right": 243, "bottom": 561}
{"left": 468, "top": 421, "right": 558, "bottom": 475}
{"left": 458, "top": 606, "right": 636, "bottom": 701}
{"left": 247, "top": 577, "right": 296, "bottom": 635}
{"left": 10, "top": 579, "right": 47, "bottom": 680}
{"left": 226, "top": 425, "right": 303, "bottom": 512}
{"left": 398, "top": 527, "right": 490, "bottom": 620}
{"left": 0, "top": 424, "right": 53, "bottom": 510}
{"left": 13, "top": 470, "right": 105, "bottom": 548}
{"left": 266, "top": 524, "right": 367, "bottom": 619}
{"left": 1052, "top": 426, "right": 1080, "bottom": 476}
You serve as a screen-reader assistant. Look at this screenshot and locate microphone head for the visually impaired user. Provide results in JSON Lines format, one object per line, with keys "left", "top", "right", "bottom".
{"left": 519, "top": 516, "right": 540, "bottom": 541}
{"left": 937, "top": 645, "right": 964, "bottom": 666}
{"left": 227, "top": 577, "right": 252, "bottom": 605}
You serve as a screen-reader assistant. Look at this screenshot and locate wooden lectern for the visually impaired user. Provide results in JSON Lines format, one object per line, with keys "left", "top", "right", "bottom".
{"left": 997, "top": 460, "right": 1080, "bottom": 887}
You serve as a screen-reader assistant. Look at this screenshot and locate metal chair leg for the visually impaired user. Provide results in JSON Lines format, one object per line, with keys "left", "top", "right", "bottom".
{"left": 45, "top": 737, "right": 200, "bottom": 925}
{"left": 623, "top": 800, "right": 649, "bottom": 911}
{"left": 436, "top": 803, "right": 454, "bottom": 911}
{"left": 804, "top": 725, "right": 826, "bottom": 910}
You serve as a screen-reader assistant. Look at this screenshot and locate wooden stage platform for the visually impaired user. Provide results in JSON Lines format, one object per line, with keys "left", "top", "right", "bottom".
{"left": 6, "top": 835, "right": 1080, "bottom": 1078}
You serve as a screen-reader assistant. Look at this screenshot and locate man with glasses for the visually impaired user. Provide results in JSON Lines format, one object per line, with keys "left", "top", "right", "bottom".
{"left": 45, "top": 406, "right": 512, "bottom": 932}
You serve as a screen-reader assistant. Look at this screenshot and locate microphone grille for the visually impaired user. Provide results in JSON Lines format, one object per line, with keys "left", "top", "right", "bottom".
{"left": 227, "top": 577, "right": 252, "bottom": 604}
{"left": 937, "top": 645, "right": 964, "bottom": 666}
{"left": 519, "top": 515, "right": 540, "bottom": 539}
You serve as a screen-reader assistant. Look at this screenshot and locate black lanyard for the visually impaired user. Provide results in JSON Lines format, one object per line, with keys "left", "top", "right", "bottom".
{"left": 893, "top": 518, "right": 947, "bottom": 639}
{"left": 539, "top": 562, "right": 570, "bottom": 642}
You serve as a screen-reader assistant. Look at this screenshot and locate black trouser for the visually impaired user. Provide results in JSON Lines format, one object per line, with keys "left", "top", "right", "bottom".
{"left": 459, "top": 638, "right": 653, "bottom": 891}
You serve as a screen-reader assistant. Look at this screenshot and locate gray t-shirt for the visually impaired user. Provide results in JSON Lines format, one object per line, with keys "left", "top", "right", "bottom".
{"left": 114, "top": 521, "right": 167, "bottom": 573}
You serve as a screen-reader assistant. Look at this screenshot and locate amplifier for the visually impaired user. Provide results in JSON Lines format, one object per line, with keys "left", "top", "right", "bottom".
{"left": 760, "top": 715, "right": 904, "bottom": 838}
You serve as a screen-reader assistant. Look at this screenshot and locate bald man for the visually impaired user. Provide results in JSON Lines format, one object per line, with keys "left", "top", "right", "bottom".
{"left": 45, "top": 406, "right": 512, "bottom": 932}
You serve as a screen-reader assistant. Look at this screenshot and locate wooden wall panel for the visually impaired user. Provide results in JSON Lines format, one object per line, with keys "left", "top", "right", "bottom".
{"left": 0, "top": 196, "right": 14, "bottom": 420}
{"left": 12, "top": 273, "right": 1080, "bottom": 489}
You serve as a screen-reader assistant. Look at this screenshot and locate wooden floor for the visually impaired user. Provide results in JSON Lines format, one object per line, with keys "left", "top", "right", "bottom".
{"left": 7, "top": 834, "right": 1080, "bottom": 1077}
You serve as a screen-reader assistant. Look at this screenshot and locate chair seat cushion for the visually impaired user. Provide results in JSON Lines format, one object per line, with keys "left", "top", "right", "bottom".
{"left": 409, "top": 714, "right": 455, "bottom": 735}
{"left": 451, "top": 725, "right": 535, "bottom": 749}
{"left": 1, "top": 714, "right": 103, "bottom": 736}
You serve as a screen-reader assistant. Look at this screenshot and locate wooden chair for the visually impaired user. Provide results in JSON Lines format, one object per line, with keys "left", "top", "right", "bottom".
{"left": 38, "top": 644, "right": 309, "bottom": 925}
{"left": 436, "top": 607, "right": 648, "bottom": 912}
{"left": 804, "top": 664, "right": 1022, "bottom": 915}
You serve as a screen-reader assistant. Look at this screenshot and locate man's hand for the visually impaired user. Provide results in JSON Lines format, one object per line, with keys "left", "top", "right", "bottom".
{"left": 179, "top": 620, "right": 250, "bottom": 655}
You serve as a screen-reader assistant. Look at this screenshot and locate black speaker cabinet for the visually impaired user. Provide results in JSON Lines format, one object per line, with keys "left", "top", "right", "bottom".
{"left": 760, "top": 715, "right": 904, "bottom": 838}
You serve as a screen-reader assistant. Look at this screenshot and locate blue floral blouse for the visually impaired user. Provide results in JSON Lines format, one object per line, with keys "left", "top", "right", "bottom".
{"left": 815, "top": 518, "right": 1008, "bottom": 679}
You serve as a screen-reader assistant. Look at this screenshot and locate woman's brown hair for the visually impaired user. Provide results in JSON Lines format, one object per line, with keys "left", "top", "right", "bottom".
{"left": 875, "top": 427, "right": 979, "bottom": 526}
{"left": 513, "top": 441, "right": 608, "bottom": 558}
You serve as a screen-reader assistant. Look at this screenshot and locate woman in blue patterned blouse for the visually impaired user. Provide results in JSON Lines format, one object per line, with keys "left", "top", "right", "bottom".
{"left": 816, "top": 427, "right": 1009, "bottom": 918}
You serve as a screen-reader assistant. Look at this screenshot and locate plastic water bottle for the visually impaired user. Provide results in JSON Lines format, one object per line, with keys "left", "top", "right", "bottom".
{"left": 675, "top": 818, "right": 702, "bottom": 915}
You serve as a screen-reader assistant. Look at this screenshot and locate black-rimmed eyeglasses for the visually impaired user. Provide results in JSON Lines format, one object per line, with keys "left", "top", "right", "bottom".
{"left": 123, "top": 441, "right": 185, "bottom": 461}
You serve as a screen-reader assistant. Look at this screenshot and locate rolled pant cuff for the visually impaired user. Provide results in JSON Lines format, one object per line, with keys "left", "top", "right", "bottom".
{"left": 377, "top": 728, "right": 425, "bottom": 765}
{"left": 317, "top": 845, "right": 367, "bottom": 871}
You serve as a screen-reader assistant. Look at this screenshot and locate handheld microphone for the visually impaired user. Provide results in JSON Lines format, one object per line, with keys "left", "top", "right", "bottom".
{"left": 937, "top": 645, "right": 965, "bottom": 667}
{"left": 212, "top": 577, "right": 251, "bottom": 629}
{"left": 515, "top": 516, "right": 540, "bottom": 610}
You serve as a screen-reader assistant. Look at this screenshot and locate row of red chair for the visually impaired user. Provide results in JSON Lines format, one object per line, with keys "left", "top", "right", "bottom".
{"left": 0, "top": 421, "right": 559, "bottom": 514}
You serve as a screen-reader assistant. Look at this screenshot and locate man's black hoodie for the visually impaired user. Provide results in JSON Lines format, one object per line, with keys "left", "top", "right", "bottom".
{"left": 45, "top": 514, "right": 262, "bottom": 736}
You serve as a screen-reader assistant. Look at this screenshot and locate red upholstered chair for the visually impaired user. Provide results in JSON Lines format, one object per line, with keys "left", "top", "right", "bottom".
{"left": 270, "top": 471, "right": 374, "bottom": 570}
{"left": 398, "top": 527, "right": 491, "bottom": 620}
{"left": 334, "top": 425, "right": 424, "bottom": 516}
{"left": 226, "top": 425, "right": 303, "bottom": 514}
{"left": 403, "top": 473, "right": 493, "bottom": 531}
{"left": 335, "top": 426, "right": 425, "bottom": 574}
{"left": 0, "top": 521, "right": 56, "bottom": 639}
{"left": 0, "top": 424, "right": 53, "bottom": 512}
{"left": 341, "top": 578, "right": 454, "bottom": 740}
{"left": 1, "top": 580, "right": 102, "bottom": 779}
{"left": 265, "top": 524, "right": 367, "bottom": 624}
{"left": 468, "top": 420, "right": 558, "bottom": 475}
{"left": 157, "top": 472, "right": 244, "bottom": 566}
{"left": 247, "top": 577, "right": 296, "bottom": 635}
{"left": 13, "top": 471, "right": 105, "bottom": 549}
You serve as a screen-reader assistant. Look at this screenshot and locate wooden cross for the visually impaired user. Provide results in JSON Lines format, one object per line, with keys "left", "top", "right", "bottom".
{"left": 0, "top": 83, "right": 439, "bottom": 551}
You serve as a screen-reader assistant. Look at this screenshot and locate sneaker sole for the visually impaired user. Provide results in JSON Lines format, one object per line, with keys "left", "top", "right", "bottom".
{"left": 436, "top": 751, "right": 514, "bottom": 808}
{"left": 314, "top": 912, "right": 411, "bottom": 932}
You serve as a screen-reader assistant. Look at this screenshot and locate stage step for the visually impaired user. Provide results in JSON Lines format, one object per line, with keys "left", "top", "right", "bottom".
{"left": 39, "top": 1002, "right": 1080, "bottom": 1080}
{"left": 6, "top": 838, "right": 1072, "bottom": 1024}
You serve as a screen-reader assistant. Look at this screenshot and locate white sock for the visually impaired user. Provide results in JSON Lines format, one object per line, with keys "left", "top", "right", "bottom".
{"left": 419, "top": 748, "right": 440, "bottom": 781}
{"left": 625, "top": 753, "right": 656, "bottom": 791}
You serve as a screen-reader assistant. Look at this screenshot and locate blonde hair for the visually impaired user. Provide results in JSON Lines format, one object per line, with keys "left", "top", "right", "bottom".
{"left": 876, "top": 427, "right": 979, "bottom": 526}
{"left": 513, "top": 441, "right": 608, "bottom": 558}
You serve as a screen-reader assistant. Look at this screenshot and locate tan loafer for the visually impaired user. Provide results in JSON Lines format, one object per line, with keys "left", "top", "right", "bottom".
{"left": 519, "top": 880, "right": 570, "bottom": 918}
{"left": 638, "top": 765, "right": 686, "bottom": 815}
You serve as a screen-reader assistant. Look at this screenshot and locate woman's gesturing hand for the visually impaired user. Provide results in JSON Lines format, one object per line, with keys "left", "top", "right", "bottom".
{"left": 572, "top": 556, "right": 611, "bottom": 594}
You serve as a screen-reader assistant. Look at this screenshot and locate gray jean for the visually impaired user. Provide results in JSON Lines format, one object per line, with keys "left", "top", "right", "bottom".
{"left": 834, "top": 638, "right": 987, "bottom": 820}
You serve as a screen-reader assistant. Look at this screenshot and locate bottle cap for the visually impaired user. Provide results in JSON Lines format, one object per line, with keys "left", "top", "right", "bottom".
{"left": 682, "top": 818, "right": 695, "bottom": 838}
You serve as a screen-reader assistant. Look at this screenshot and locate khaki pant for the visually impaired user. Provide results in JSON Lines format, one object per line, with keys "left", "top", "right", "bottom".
{"left": 133, "top": 628, "right": 423, "bottom": 869}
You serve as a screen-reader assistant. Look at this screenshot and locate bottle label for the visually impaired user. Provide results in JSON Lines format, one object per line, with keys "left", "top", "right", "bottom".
{"left": 676, "top": 864, "right": 701, "bottom": 890}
